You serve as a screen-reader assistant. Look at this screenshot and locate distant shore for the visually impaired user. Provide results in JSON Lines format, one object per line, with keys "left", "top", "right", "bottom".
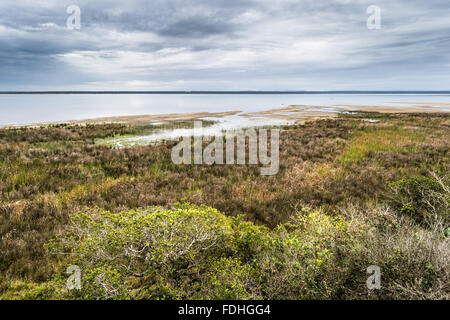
{"left": 2, "top": 90, "right": 450, "bottom": 94}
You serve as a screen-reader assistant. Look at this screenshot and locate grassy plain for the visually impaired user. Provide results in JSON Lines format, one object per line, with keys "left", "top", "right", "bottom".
{"left": 0, "top": 112, "right": 448, "bottom": 299}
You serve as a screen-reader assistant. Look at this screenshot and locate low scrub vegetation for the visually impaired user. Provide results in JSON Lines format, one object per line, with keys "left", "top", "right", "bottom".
{"left": 0, "top": 113, "right": 448, "bottom": 299}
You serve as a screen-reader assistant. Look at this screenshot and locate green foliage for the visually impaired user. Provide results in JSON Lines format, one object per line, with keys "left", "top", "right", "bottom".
{"left": 0, "top": 279, "right": 61, "bottom": 300}
{"left": 255, "top": 208, "right": 357, "bottom": 299}
{"left": 45, "top": 203, "right": 449, "bottom": 300}
{"left": 1, "top": 113, "right": 449, "bottom": 300}
{"left": 48, "top": 203, "right": 252, "bottom": 299}
{"left": 193, "top": 257, "right": 259, "bottom": 299}
{"left": 388, "top": 174, "right": 449, "bottom": 228}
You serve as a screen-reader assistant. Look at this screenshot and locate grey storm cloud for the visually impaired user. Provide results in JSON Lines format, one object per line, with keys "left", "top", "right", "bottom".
{"left": 0, "top": 0, "right": 449, "bottom": 90}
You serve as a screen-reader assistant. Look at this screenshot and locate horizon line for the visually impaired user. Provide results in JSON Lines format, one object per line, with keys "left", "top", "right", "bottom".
{"left": 1, "top": 90, "right": 450, "bottom": 94}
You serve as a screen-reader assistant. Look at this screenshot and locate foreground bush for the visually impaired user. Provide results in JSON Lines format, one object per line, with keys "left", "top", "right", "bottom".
{"left": 46, "top": 203, "right": 268, "bottom": 299}
{"left": 388, "top": 172, "right": 449, "bottom": 231}
{"left": 45, "top": 202, "right": 449, "bottom": 300}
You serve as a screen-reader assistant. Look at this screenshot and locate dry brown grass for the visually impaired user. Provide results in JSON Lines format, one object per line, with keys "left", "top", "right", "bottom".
{"left": 0, "top": 112, "right": 448, "bottom": 299}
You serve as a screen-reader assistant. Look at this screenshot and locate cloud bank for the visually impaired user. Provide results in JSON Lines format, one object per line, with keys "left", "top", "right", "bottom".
{"left": 0, "top": 0, "right": 449, "bottom": 90}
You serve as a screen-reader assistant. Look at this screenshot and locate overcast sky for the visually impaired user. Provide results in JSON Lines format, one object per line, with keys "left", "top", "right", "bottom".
{"left": 0, "top": 0, "right": 449, "bottom": 91}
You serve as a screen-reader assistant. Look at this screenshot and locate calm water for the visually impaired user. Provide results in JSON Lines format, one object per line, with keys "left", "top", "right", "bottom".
{"left": 1, "top": 93, "right": 450, "bottom": 126}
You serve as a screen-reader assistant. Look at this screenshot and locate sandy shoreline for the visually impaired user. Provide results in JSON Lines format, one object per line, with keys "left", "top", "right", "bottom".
{"left": 239, "top": 103, "right": 450, "bottom": 121}
{"left": 2, "top": 110, "right": 242, "bottom": 128}
{"left": 78, "top": 110, "right": 242, "bottom": 124}
{"left": 2, "top": 102, "right": 449, "bottom": 128}
{"left": 86, "top": 103, "right": 450, "bottom": 124}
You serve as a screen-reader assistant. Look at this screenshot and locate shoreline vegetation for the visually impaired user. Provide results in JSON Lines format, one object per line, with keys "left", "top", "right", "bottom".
{"left": 0, "top": 109, "right": 448, "bottom": 300}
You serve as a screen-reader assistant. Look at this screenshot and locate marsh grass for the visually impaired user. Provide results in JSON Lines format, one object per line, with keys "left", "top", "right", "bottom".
{"left": 339, "top": 125, "right": 427, "bottom": 163}
{"left": 0, "top": 114, "right": 448, "bottom": 299}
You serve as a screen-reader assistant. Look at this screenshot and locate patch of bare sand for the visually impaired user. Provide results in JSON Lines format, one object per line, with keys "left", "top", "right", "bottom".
{"left": 333, "top": 104, "right": 442, "bottom": 113}
{"left": 388, "top": 102, "right": 450, "bottom": 106}
{"left": 81, "top": 110, "right": 242, "bottom": 124}
{"left": 240, "top": 105, "right": 338, "bottom": 122}
{"left": 239, "top": 104, "right": 449, "bottom": 122}
{"left": 30, "top": 110, "right": 242, "bottom": 127}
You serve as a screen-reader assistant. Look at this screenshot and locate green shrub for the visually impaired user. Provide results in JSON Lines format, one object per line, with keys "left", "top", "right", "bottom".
{"left": 255, "top": 208, "right": 359, "bottom": 299}
{"left": 388, "top": 173, "right": 449, "bottom": 229}
{"left": 46, "top": 203, "right": 268, "bottom": 299}
{"left": 192, "top": 257, "right": 260, "bottom": 299}
{"left": 45, "top": 202, "right": 449, "bottom": 300}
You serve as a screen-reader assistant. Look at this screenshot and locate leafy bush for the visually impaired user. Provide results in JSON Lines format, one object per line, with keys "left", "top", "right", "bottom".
{"left": 255, "top": 208, "right": 357, "bottom": 299}
{"left": 46, "top": 203, "right": 269, "bottom": 299}
{"left": 388, "top": 172, "right": 449, "bottom": 230}
{"left": 46, "top": 203, "right": 449, "bottom": 300}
